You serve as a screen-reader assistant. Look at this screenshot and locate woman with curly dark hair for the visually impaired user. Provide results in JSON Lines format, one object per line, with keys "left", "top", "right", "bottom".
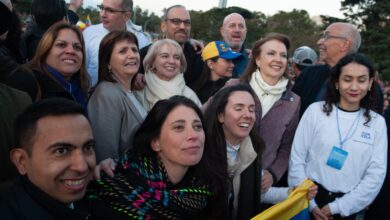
{"left": 289, "top": 53, "right": 387, "bottom": 219}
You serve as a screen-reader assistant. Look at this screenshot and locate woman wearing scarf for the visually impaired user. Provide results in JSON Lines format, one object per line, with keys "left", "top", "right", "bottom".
{"left": 87, "top": 31, "right": 146, "bottom": 162}
{"left": 222, "top": 33, "right": 300, "bottom": 190}
{"left": 8, "top": 22, "right": 89, "bottom": 106}
{"left": 136, "top": 39, "right": 201, "bottom": 111}
{"left": 87, "top": 96, "right": 225, "bottom": 219}
{"left": 203, "top": 84, "right": 316, "bottom": 219}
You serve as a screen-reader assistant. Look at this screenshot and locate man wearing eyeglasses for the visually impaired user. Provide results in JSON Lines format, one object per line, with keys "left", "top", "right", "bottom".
{"left": 83, "top": 0, "right": 133, "bottom": 87}
{"left": 138, "top": 5, "right": 203, "bottom": 89}
{"left": 292, "top": 22, "right": 384, "bottom": 117}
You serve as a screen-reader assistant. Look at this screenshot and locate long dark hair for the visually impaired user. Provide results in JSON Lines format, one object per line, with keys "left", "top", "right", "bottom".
{"left": 132, "top": 95, "right": 226, "bottom": 218}
{"left": 194, "top": 56, "right": 219, "bottom": 92}
{"left": 240, "top": 33, "right": 291, "bottom": 83}
{"left": 323, "top": 53, "right": 376, "bottom": 124}
{"left": 203, "top": 84, "right": 264, "bottom": 217}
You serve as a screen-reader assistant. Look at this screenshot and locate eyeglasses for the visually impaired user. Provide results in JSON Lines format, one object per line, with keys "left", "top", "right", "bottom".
{"left": 319, "top": 32, "right": 346, "bottom": 41}
{"left": 166, "top": 18, "right": 191, "bottom": 26}
{"left": 97, "top": 5, "right": 128, "bottom": 14}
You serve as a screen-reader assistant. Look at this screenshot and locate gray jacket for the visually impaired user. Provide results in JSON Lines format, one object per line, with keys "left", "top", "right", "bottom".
{"left": 88, "top": 81, "right": 145, "bottom": 162}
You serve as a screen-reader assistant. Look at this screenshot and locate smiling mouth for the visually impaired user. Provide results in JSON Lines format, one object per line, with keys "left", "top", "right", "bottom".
{"left": 238, "top": 122, "right": 250, "bottom": 128}
{"left": 63, "top": 178, "right": 88, "bottom": 191}
{"left": 63, "top": 59, "right": 76, "bottom": 64}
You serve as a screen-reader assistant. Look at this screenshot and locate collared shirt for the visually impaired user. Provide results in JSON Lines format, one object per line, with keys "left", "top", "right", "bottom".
{"left": 83, "top": 24, "right": 109, "bottom": 87}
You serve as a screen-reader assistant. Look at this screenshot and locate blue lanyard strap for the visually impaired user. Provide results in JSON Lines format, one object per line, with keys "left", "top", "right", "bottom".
{"left": 336, "top": 104, "right": 361, "bottom": 148}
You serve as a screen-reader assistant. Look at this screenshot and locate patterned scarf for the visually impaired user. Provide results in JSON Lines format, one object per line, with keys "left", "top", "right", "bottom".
{"left": 87, "top": 152, "right": 212, "bottom": 219}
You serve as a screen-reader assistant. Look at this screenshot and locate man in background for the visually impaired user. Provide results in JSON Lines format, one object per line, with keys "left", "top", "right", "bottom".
{"left": 220, "top": 13, "right": 249, "bottom": 78}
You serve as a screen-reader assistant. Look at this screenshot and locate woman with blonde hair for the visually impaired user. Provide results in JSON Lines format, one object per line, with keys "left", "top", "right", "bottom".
{"left": 136, "top": 39, "right": 201, "bottom": 111}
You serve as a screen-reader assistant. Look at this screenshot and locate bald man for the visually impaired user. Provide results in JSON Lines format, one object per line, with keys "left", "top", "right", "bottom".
{"left": 220, "top": 13, "right": 249, "bottom": 78}
{"left": 292, "top": 22, "right": 383, "bottom": 116}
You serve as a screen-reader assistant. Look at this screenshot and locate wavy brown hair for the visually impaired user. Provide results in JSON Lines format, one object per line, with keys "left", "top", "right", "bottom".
{"left": 240, "top": 33, "right": 291, "bottom": 83}
{"left": 24, "top": 21, "right": 89, "bottom": 98}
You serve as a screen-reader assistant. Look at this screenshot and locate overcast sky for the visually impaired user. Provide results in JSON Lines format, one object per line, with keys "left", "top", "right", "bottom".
{"left": 81, "top": 0, "right": 344, "bottom": 18}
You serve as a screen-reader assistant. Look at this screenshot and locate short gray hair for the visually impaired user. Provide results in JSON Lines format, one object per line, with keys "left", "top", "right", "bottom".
{"left": 143, "top": 39, "right": 187, "bottom": 73}
{"left": 341, "top": 23, "right": 361, "bottom": 53}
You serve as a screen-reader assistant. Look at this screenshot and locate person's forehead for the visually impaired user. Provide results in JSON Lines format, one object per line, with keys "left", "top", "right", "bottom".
{"left": 225, "top": 15, "right": 245, "bottom": 26}
{"left": 326, "top": 24, "right": 344, "bottom": 33}
{"left": 33, "top": 115, "right": 92, "bottom": 151}
{"left": 167, "top": 7, "right": 190, "bottom": 19}
{"left": 102, "top": 0, "right": 122, "bottom": 8}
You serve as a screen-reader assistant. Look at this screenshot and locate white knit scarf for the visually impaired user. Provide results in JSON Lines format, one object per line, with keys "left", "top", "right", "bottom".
{"left": 141, "top": 71, "right": 201, "bottom": 111}
{"left": 249, "top": 69, "right": 288, "bottom": 117}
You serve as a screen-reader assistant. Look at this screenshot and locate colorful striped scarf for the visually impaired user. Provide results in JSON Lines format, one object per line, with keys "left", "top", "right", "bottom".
{"left": 87, "top": 152, "right": 212, "bottom": 219}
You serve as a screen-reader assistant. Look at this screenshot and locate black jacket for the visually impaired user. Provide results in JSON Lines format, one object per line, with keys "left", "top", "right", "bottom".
{"left": 0, "top": 176, "right": 90, "bottom": 220}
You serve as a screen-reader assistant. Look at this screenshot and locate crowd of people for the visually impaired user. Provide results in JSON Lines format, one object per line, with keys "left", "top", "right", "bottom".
{"left": 0, "top": 0, "right": 389, "bottom": 219}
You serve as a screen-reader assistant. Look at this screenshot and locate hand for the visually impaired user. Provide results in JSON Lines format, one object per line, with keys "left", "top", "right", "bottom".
{"left": 321, "top": 205, "right": 333, "bottom": 219}
{"left": 261, "top": 170, "right": 274, "bottom": 192}
{"left": 307, "top": 185, "right": 318, "bottom": 200}
{"left": 133, "top": 73, "right": 146, "bottom": 90}
{"left": 312, "top": 206, "right": 328, "bottom": 220}
{"left": 189, "top": 38, "right": 204, "bottom": 54}
{"left": 94, "top": 158, "right": 117, "bottom": 179}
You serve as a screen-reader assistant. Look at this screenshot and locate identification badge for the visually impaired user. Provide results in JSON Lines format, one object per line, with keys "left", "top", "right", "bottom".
{"left": 326, "top": 146, "right": 348, "bottom": 170}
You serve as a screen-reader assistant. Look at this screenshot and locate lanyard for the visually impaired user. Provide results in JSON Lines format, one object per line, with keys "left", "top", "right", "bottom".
{"left": 336, "top": 105, "right": 361, "bottom": 149}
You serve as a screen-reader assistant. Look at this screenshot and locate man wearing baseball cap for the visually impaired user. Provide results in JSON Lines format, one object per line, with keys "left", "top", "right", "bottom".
{"left": 194, "top": 41, "right": 241, "bottom": 103}
{"left": 290, "top": 46, "right": 318, "bottom": 79}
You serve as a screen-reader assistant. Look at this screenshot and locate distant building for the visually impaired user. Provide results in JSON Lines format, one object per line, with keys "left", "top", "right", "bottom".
{"left": 218, "top": 0, "right": 227, "bottom": 8}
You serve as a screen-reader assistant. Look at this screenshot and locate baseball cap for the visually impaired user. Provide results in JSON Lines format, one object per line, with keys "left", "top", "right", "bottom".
{"left": 201, "top": 41, "right": 241, "bottom": 61}
{"left": 0, "top": 1, "right": 12, "bottom": 35}
{"left": 292, "top": 46, "right": 318, "bottom": 66}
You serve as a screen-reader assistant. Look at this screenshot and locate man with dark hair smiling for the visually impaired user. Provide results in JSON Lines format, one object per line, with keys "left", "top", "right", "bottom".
{"left": 0, "top": 98, "right": 96, "bottom": 219}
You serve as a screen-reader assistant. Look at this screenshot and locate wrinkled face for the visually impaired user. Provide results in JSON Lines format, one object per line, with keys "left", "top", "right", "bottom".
{"left": 152, "top": 105, "right": 205, "bottom": 173}
{"left": 109, "top": 39, "right": 140, "bottom": 82}
{"left": 153, "top": 44, "right": 181, "bottom": 81}
{"left": 219, "top": 91, "right": 256, "bottom": 145}
{"left": 317, "top": 24, "right": 348, "bottom": 66}
{"left": 45, "top": 28, "right": 83, "bottom": 80}
{"left": 209, "top": 58, "right": 234, "bottom": 80}
{"left": 99, "top": 0, "right": 129, "bottom": 31}
{"left": 161, "top": 7, "right": 191, "bottom": 45}
{"left": 20, "top": 115, "right": 96, "bottom": 204}
{"left": 255, "top": 39, "right": 288, "bottom": 84}
{"left": 220, "top": 14, "right": 247, "bottom": 51}
{"left": 336, "top": 62, "right": 373, "bottom": 111}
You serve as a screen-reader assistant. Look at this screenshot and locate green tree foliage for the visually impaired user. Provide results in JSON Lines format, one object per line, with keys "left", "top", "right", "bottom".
{"left": 266, "top": 9, "right": 320, "bottom": 51}
{"left": 341, "top": 0, "right": 390, "bottom": 80}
